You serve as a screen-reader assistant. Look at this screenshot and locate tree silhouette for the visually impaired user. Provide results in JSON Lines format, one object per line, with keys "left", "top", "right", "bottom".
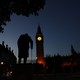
{"left": 0, "top": 0, "right": 45, "bottom": 33}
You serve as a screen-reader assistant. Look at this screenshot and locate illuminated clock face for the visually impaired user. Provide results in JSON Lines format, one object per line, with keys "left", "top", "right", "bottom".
{"left": 37, "top": 37, "right": 42, "bottom": 41}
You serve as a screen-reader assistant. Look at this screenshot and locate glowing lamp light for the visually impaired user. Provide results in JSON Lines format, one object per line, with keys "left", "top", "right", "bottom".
{"left": 38, "top": 61, "right": 43, "bottom": 64}
{"left": 38, "top": 60, "right": 45, "bottom": 65}
{"left": 10, "top": 71, "right": 12, "bottom": 74}
{"left": 1, "top": 62, "right": 4, "bottom": 65}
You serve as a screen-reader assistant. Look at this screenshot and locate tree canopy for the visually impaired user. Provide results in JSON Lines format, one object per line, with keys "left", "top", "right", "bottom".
{"left": 0, "top": 0, "right": 45, "bottom": 33}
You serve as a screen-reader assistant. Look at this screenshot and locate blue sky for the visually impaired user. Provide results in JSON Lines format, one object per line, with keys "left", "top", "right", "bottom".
{"left": 0, "top": 0, "right": 80, "bottom": 60}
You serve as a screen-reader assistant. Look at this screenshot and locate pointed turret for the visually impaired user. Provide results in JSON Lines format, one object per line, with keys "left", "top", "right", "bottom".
{"left": 37, "top": 25, "right": 42, "bottom": 34}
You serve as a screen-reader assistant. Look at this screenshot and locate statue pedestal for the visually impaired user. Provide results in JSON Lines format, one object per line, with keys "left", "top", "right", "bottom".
{"left": 14, "top": 63, "right": 33, "bottom": 80}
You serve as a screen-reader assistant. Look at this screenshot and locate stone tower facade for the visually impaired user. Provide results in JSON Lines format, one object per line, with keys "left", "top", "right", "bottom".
{"left": 36, "top": 25, "right": 45, "bottom": 65}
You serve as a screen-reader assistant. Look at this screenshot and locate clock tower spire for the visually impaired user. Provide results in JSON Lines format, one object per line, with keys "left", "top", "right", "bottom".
{"left": 36, "top": 25, "right": 45, "bottom": 65}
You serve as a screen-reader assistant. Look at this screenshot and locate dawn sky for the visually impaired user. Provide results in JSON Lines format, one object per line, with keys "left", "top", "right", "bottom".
{"left": 0, "top": 0, "right": 80, "bottom": 60}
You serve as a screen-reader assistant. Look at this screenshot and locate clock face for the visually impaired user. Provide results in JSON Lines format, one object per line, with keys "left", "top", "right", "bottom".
{"left": 37, "top": 36, "right": 42, "bottom": 41}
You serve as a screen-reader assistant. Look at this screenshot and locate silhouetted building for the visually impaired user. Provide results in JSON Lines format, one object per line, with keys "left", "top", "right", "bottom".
{"left": 45, "top": 46, "right": 80, "bottom": 73}
{"left": 0, "top": 41, "right": 17, "bottom": 78}
{"left": 36, "top": 25, "right": 45, "bottom": 65}
{"left": 0, "top": 41, "right": 16, "bottom": 65}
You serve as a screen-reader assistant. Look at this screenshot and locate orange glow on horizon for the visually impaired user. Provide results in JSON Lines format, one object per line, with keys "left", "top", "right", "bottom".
{"left": 62, "top": 61, "right": 77, "bottom": 67}
{"left": 38, "top": 61, "right": 43, "bottom": 64}
{"left": 37, "top": 58, "right": 45, "bottom": 66}
{"left": 63, "top": 62, "right": 71, "bottom": 67}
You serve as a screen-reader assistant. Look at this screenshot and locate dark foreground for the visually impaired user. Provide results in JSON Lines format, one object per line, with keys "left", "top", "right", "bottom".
{"left": 3, "top": 73, "right": 80, "bottom": 80}
{"left": 33, "top": 73, "right": 80, "bottom": 80}
{"left": 1, "top": 64, "right": 80, "bottom": 80}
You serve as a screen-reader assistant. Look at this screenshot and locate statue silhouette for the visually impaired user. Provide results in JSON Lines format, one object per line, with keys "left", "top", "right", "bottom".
{"left": 17, "top": 33, "right": 33, "bottom": 64}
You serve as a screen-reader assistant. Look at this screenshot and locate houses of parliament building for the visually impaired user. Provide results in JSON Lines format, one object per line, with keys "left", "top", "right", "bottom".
{"left": 0, "top": 41, "right": 16, "bottom": 66}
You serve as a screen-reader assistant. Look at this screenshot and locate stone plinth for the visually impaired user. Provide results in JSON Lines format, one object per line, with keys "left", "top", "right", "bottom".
{"left": 13, "top": 63, "right": 33, "bottom": 80}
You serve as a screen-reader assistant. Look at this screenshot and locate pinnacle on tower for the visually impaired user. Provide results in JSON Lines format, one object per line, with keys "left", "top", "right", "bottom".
{"left": 37, "top": 25, "right": 42, "bottom": 34}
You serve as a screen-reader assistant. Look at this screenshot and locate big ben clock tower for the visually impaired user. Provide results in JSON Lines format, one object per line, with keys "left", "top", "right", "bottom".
{"left": 36, "top": 25, "right": 45, "bottom": 65}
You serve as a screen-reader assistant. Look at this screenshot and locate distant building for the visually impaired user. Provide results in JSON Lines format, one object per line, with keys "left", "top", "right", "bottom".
{"left": 36, "top": 25, "right": 45, "bottom": 65}
{"left": 0, "top": 41, "right": 17, "bottom": 66}
{"left": 45, "top": 46, "right": 80, "bottom": 73}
